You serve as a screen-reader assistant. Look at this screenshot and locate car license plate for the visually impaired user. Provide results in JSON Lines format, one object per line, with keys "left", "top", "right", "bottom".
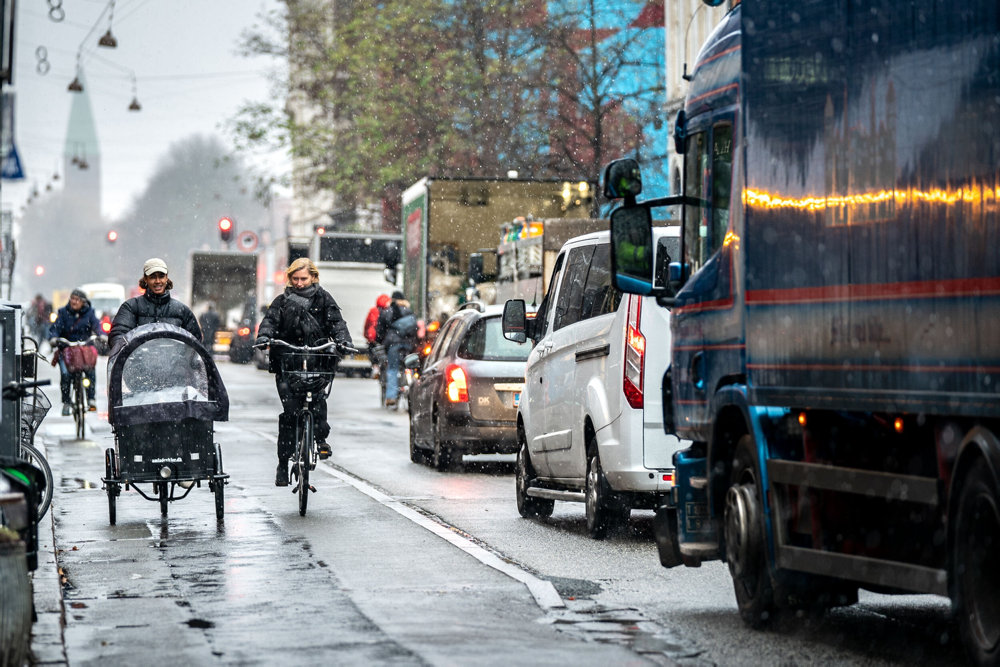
{"left": 513, "top": 391, "right": 521, "bottom": 407}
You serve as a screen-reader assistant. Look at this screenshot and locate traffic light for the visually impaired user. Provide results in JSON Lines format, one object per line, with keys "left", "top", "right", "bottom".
{"left": 106, "top": 230, "right": 118, "bottom": 244}
{"left": 218, "top": 216, "right": 234, "bottom": 242}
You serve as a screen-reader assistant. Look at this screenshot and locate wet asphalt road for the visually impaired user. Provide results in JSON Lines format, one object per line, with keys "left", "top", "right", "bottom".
{"left": 28, "top": 356, "right": 969, "bottom": 666}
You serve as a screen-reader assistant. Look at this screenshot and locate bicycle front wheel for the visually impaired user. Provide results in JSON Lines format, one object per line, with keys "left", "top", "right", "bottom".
{"left": 298, "top": 412, "right": 312, "bottom": 516}
{"left": 19, "top": 441, "right": 53, "bottom": 521}
{"left": 73, "top": 374, "right": 86, "bottom": 440}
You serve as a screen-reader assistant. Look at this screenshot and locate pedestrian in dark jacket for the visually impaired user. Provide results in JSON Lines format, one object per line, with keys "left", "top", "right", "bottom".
{"left": 375, "top": 290, "right": 416, "bottom": 406}
{"left": 109, "top": 258, "right": 202, "bottom": 350}
{"left": 48, "top": 288, "right": 102, "bottom": 414}
{"left": 255, "top": 257, "right": 352, "bottom": 486}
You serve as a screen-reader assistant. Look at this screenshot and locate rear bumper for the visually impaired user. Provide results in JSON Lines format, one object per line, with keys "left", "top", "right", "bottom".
{"left": 439, "top": 404, "right": 518, "bottom": 454}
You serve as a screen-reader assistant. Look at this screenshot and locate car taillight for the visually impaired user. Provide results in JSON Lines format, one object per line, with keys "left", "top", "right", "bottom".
{"left": 445, "top": 364, "right": 468, "bottom": 403}
{"left": 237, "top": 327, "right": 251, "bottom": 337}
{"left": 623, "top": 294, "right": 644, "bottom": 409}
{"left": 421, "top": 343, "right": 432, "bottom": 357}
{"left": 101, "top": 316, "right": 112, "bottom": 334}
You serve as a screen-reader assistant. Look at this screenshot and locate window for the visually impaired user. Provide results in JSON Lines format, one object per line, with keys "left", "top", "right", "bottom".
{"left": 534, "top": 252, "right": 565, "bottom": 339}
{"left": 580, "top": 243, "right": 620, "bottom": 319}
{"left": 684, "top": 123, "right": 733, "bottom": 274}
{"left": 552, "top": 245, "right": 595, "bottom": 331}
{"left": 458, "top": 316, "right": 532, "bottom": 361}
{"left": 427, "top": 319, "right": 458, "bottom": 364}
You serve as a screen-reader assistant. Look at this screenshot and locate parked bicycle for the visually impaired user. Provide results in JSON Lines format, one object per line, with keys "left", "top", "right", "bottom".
{"left": 55, "top": 335, "right": 99, "bottom": 440}
{"left": 256, "top": 338, "right": 356, "bottom": 516}
{"left": 3, "top": 377, "right": 54, "bottom": 521}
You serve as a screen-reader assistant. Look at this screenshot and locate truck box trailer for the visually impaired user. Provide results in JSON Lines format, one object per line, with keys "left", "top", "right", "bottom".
{"left": 607, "top": 0, "right": 1000, "bottom": 661}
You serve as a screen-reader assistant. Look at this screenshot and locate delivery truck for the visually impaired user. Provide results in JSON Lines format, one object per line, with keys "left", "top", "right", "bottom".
{"left": 606, "top": 0, "right": 1000, "bottom": 662}
{"left": 400, "top": 177, "right": 594, "bottom": 323}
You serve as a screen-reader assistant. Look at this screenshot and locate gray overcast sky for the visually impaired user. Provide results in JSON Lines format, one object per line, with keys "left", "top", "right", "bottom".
{"left": 4, "top": 0, "right": 287, "bottom": 220}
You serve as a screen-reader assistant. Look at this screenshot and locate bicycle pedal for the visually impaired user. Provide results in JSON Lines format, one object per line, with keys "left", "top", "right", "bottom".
{"left": 308, "top": 485, "right": 317, "bottom": 493}
{"left": 291, "top": 483, "right": 300, "bottom": 493}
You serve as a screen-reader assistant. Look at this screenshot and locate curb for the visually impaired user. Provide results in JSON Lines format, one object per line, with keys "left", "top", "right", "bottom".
{"left": 28, "top": 432, "right": 67, "bottom": 666}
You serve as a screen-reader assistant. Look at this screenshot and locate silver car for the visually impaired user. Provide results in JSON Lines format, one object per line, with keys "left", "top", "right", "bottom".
{"left": 406, "top": 303, "right": 532, "bottom": 470}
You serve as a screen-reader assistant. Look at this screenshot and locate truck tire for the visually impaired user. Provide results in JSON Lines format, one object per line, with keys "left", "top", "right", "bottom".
{"left": 953, "top": 454, "right": 1000, "bottom": 665}
{"left": 653, "top": 505, "right": 683, "bottom": 568}
{"left": 725, "top": 434, "right": 777, "bottom": 628}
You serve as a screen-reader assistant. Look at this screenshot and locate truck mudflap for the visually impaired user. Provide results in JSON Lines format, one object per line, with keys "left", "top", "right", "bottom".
{"left": 671, "top": 446, "right": 719, "bottom": 566}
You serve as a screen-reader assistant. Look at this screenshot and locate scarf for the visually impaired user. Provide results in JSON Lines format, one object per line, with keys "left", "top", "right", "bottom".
{"left": 286, "top": 284, "right": 317, "bottom": 310}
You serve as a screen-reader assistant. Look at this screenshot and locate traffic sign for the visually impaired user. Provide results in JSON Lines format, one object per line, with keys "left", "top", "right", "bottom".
{"left": 237, "top": 230, "right": 258, "bottom": 252}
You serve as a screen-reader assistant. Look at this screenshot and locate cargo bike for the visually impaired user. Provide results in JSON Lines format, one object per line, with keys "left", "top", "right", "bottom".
{"left": 102, "top": 323, "right": 230, "bottom": 524}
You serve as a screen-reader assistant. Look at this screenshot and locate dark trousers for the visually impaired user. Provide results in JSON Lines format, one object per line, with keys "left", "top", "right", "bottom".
{"left": 274, "top": 374, "right": 330, "bottom": 461}
{"left": 57, "top": 358, "right": 96, "bottom": 402}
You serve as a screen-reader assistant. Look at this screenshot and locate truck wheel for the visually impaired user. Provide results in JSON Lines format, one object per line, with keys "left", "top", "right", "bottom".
{"left": 585, "top": 445, "right": 629, "bottom": 539}
{"left": 516, "top": 437, "right": 553, "bottom": 519}
{"left": 953, "top": 455, "right": 1000, "bottom": 665}
{"left": 653, "top": 505, "right": 683, "bottom": 568}
{"left": 725, "top": 434, "right": 777, "bottom": 628}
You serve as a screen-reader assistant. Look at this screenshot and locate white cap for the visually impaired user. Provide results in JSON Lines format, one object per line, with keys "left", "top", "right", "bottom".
{"left": 142, "top": 257, "right": 168, "bottom": 276}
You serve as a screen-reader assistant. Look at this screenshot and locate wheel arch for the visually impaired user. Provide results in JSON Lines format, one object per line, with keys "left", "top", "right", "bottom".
{"left": 707, "top": 384, "right": 754, "bottom": 522}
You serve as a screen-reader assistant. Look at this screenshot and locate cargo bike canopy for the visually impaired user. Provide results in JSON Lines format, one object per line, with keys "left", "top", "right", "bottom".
{"left": 107, "top": 323, "right": 229, "bottom": 426}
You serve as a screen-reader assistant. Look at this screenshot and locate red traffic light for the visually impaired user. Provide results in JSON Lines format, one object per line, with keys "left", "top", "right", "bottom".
{"left": 219, "top": 216, "right": 234, "bottom": 242}
{"left": 106, "top": 230, "right": 118, "bottom": 243}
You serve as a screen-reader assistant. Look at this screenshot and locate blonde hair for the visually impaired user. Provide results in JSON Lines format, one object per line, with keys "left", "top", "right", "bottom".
{"left": 285, "top": 257, "right": 320, "bottom": 285}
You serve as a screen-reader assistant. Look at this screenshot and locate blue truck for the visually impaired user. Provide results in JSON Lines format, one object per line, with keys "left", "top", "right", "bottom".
{"left": 605, "top": 0, "right": 1000, "bottom": 662}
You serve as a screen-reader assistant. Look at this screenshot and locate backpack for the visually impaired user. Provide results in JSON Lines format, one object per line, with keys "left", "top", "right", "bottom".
{"left": 390, "top": 313, "right": 418, "bottom": 338}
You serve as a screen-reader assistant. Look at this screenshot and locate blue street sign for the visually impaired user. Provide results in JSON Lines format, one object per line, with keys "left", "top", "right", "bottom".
{"left": 1, "top": 143, "right": 23, "bottom": 180}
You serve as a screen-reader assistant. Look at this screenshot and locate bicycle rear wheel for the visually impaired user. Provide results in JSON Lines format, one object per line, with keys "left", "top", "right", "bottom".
{"left": 19, "top": 441, "right": 53, "bottom": 521}
{"left": 297, "top": 412, "right": 313, "bottom": 516}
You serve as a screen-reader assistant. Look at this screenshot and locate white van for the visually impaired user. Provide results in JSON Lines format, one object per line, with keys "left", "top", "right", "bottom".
{"left": 503, "top": 227, "right": 685, "bottom": 539}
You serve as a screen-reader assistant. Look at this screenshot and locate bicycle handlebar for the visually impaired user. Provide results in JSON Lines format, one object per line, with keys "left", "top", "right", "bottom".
{"left": 56, "top": 335, "right": 100, "bottom": 347}
{"left": 2, "top": 378, "right": 52, "bottom": 401}
{"left": 254, "top": 338, "right": 360, "bottom": 355}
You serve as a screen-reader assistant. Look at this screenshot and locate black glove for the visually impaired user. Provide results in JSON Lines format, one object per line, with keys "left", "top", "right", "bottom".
{"left": 255, "top": 336, "right": 270, "bottom": 347}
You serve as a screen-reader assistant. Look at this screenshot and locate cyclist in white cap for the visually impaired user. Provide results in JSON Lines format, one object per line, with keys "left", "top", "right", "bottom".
{"left": 109, "top": 257, "right": 202, "bottom": 350}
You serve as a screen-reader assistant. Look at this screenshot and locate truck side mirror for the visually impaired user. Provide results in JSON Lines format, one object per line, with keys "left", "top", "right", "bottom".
{"left": 502, "top": 299, "right": 528, "bottom": 344}
{"left": 673, "top": 110, "right": 687, "bottom": 155}
{"left": 609, "top": 206, "right": 654, "bottom": 296}
{"left": 601, "top": 158, "right": 642, "bottom": 200}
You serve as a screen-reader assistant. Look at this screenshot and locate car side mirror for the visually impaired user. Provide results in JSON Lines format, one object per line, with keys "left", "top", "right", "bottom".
{"left": 502, "top": 299, "right": 527, "bottom": 344}
{"left": 403, "top": 353, "right": 421, "bottom": 370}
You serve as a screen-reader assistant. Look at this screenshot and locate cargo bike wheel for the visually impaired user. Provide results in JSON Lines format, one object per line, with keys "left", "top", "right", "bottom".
{"left": 210, "top": 443, "right": 225, "bottom": 521}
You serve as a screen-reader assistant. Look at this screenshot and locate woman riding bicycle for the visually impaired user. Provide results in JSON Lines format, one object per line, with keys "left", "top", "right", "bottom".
{"left": 48, "top": 288, "right": 102, "bottom": 415}
{"left": 255, "top": 258, "right": 352, "bottom": 486}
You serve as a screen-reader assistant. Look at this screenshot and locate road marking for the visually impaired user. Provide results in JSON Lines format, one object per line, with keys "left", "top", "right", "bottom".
{"left": 319, "top": 465, "right": 566, "bottom": 610}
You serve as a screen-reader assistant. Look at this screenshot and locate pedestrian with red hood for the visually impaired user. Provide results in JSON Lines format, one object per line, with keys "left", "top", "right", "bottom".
{"left": 364, "top": 294, "right": 390, "bottom": 376}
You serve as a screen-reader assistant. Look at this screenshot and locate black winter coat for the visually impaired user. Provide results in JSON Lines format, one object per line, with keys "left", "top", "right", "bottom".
{"left": 109, "top": 291, "right": 202, "bottom": 350}
{"left": 256, "top": 286, "right": 352, "bottom": 373}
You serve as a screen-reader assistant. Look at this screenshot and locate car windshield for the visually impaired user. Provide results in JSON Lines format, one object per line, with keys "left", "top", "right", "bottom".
{"left": 458, "top": 316, "right": 532, "bottom": 362}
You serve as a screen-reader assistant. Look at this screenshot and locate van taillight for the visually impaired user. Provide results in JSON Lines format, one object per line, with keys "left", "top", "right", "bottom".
{"left": 445, "top": 364, "right": 468, "bottom": 403}
{"left": 623, "top": 294, "right": 644, "bottom": 409}
{"left": 101, "top": 316, "right": 112, "bottom": 334}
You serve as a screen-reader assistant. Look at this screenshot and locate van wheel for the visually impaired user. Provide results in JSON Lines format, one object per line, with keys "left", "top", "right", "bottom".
{"left": 516, "top": 439, "right": 553, "bottom": 519}
{"left": 953, "top": 454, "right": 1000, "bottom": 664}
{"left": 725, "top": 434, "right": 777, "bottom": 628}
{"left": 585, "top": 448, "right": 629, "bottom": 539}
